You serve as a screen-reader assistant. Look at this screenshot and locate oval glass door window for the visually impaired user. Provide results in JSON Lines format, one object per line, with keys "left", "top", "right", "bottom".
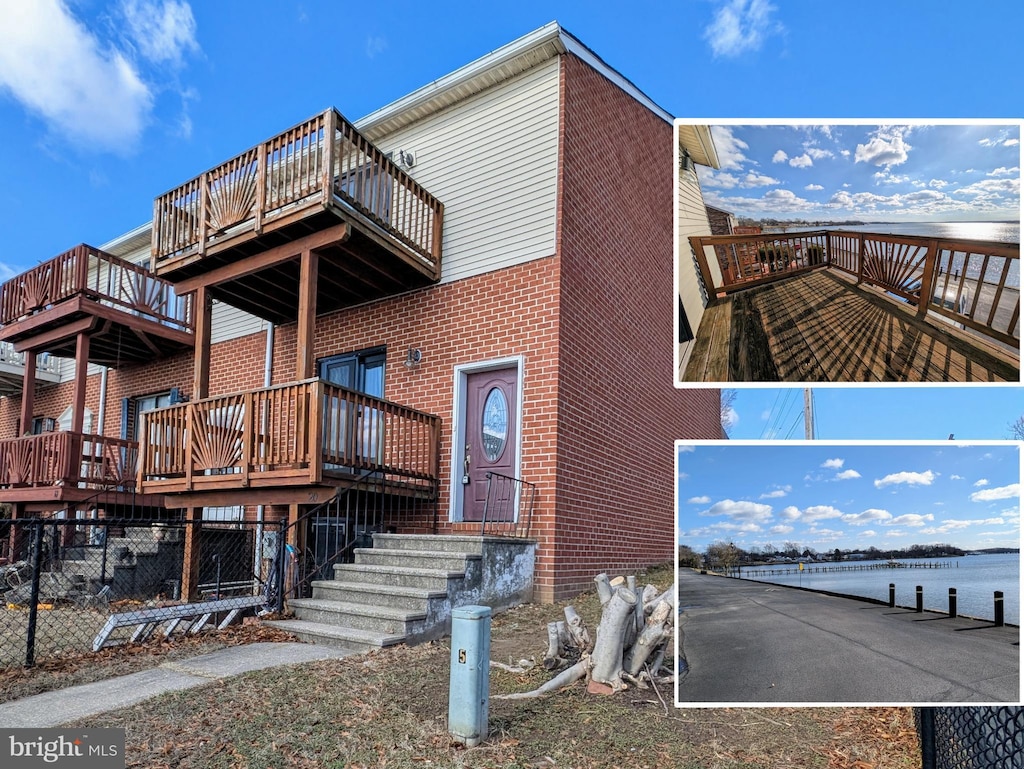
{"left": 481, "top": 387, "right": 508, "bottom": 461}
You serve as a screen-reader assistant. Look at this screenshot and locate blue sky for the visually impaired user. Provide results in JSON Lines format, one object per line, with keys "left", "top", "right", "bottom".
{"left": 677, "top": 442, "right": 1021, "bottom": 552}
{"left": 724, "top": 387, "right": 1024, "bottom": 441}
{"left": 1, "top": 1, "right": 1023, "bottom": 277}
{"left": 697, "top": 124, "right": 1021, "bottom": 223}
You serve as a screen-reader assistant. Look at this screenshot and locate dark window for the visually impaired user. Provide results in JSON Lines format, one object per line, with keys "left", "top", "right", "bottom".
{"left": 319, "top": 348, "right": 385, "bottom": 398}
{"left": 679, "top": 297, "right": 695, "bottom": 343}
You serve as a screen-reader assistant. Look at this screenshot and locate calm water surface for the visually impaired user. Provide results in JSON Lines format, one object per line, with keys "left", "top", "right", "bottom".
{"left": 737, "top": 552, "right": 1020, "bottom": 624}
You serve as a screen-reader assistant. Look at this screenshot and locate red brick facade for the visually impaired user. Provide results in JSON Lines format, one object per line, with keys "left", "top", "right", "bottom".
{"left": 0, "top": 51, "right": 721, "bottom": 601}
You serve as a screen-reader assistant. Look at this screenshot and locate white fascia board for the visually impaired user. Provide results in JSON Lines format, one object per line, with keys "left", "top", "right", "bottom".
{"left": 356, "top": 21, "right": 676, "bottom": 136}
{"left": 99, "top": 221, "right": 152, "bottom": 260}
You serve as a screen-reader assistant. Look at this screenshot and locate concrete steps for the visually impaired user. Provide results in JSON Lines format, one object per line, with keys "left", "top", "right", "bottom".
{"left": 266, "top": 533, "right": 535, "bottom": 652}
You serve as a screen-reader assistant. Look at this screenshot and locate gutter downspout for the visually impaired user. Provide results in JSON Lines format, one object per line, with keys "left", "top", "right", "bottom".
{"left": 255, "top": 322, "right": 275, "bottom": 585}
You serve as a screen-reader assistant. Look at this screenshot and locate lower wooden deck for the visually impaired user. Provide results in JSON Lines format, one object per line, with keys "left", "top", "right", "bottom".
{"left": 683, "top": 270, "right": 1020, "bottom": 383}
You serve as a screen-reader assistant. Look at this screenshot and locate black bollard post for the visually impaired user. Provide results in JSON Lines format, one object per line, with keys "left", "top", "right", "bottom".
{"left": 915, "top": 585, "right": 923, "bottom": 613}
{"left": 994, "top": 591, "right": 1004, "bottom": 627}
{"left": 948, "top": 588, "right": 957, "bottom": 618}
{"left": 889, "top": 583, "right": 896, "bottom": 608}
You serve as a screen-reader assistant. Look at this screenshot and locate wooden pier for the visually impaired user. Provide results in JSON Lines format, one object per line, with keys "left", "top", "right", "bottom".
{"left": 739, "top": 560, "right": 956, "bottom": 578}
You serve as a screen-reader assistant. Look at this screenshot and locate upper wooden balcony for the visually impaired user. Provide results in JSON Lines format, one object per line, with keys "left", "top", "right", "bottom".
{"left": 0, "top": 342, "right": 60, "bottom": 396}
{"left": 0, "top": 245, "right": 194, "bottom": 366}
{"left": 151, "top": 109, "right": 444, "bottom": 324}
{"left": 684, "top": 230, "right": 1020, "bottom": 382}
{"left": 138, "top": 379, "right": 440, "bottom": 507}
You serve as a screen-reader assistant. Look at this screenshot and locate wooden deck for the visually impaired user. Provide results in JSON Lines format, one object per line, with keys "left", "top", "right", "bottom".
{"left": 138, "top": 379, "right": 441, "bottom": 506}
{"left": 683, "top": 270, "right": 1020, "bottom": 383}
{"left": 151, "top": 108, "right": 443, "bottom": 325}
{"left": 0, "top": 244, "right": 193, "bottom": 365}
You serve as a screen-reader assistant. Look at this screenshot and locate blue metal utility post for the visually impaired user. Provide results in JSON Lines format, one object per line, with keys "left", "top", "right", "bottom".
{"left": 448, "top": 605, "right": 491, "bottom": 747}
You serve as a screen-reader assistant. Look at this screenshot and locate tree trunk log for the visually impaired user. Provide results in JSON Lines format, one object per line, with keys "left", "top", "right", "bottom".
{"left": 624, "top": 599, "right": 672, "bottom": 676}
{"left": 564, "top": 605, "right": 591, "bottom": 653}
{"left": 590, "top": 586, "right": 637, "bottom": 691}
{"left": 594, "top": 572, "right": 612, "bottom": 606}
{"left": 543, "top": 620, "right": 567, "bottom": 670}
{"left": 492, "top": 658, "right": 589, "bottom": 700}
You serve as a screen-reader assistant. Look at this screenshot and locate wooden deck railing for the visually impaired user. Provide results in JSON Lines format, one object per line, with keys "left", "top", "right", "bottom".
{"left": 0, "top": 342, "right": 60, "bottom": 374}
{"left": 0, "top": 432, "right": 138, "bottom": 489}
{"left": 689, "top": 230, "right": 1020, "bottom": 349}
{"left": 139, "top": 379, "right": 440, "bottom": 490}
{"left": 153, "top": 108, "right": 444, "bottom": 273}
{"left": 0, "top": 244, "right": 193, "bottom": 332}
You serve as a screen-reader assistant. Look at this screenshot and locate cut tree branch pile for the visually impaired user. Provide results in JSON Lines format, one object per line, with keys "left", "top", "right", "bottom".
{"left": 493, "top": 572, "right": 676, "bottom": 699}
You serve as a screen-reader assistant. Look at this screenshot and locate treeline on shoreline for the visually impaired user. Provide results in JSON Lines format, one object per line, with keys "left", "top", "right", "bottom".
{"left": 679, "top": 541, "right": 1019, "bottom": 570}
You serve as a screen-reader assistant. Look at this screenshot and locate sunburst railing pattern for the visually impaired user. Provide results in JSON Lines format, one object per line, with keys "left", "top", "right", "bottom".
{"left": 0, "top": 245, "right": 193, "bottom": 332}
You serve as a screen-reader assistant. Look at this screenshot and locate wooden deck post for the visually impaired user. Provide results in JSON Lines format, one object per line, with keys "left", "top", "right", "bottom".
{"left": 180, "top": 506, "right": 202, "bottom": 601}
{"left": 193, "top": 286, "right": 212, "bottom": 400}
{"left": 19, "top": 350, "right": 36, "bottom": 435}
{"left": 72, "top": 332, "right": 90, "bottom": 433}
{"left": 916, "top": 239, "right": 940, "bottom": 319}
{"left": 296, "top": 249, "right": 319, "bottom": 380}
{"left": 855, "top": 233, "right": 866, "bottom": 285}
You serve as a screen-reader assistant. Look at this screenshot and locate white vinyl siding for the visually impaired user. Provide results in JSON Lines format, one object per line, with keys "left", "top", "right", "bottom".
{"left": 210, "top": 303, "right": 265, "bottom": 344}
{"left": 372, "top": 57, "right": 560, "bottom": 284}
{"left": 677, "top": 167, "right": 716, "bottom": 377}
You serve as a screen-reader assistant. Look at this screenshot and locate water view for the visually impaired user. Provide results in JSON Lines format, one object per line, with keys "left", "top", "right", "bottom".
{"left": 789, "top": 221, "right": 1021, "bottom": 287}
{"left": 737, "top": 552, "right": 1020, "bottom": 624}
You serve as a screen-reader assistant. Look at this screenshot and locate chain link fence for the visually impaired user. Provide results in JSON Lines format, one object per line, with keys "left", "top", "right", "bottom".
{"left": 916, "top": 707, "right": 1023, "bottom": 769}
{"left": 1, "top": 518, "right": 285, "bottom": 669}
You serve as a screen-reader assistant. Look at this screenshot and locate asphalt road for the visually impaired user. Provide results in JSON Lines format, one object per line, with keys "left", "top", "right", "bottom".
{"left": 677, "top": 571, "right": 1020, "bottom": 705}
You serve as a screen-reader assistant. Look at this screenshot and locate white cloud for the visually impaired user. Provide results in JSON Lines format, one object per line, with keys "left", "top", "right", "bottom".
{"left": 922, "top": 517, "right": 1007, "bottom": 535}
{"left": 703, "top": 499, "right": 774, "bottom": 522}
{"left": 835, "top": 469, "right": 861, "bottom": 480}
{"left": 974, "top": 478, "right": 990, "bottom": 487}
{"left": 759, "top": 485, "right": 791, "bottom": 500}
{"left": 772, "top": 149, "right": 788, "bottom": 163}
{"left": 365, "top": 35, "right": 388, "bottom": 59}
{"left": 710, "top": 125, "right": 752, "bottom": 170}
{"left": 842, "top": 508, "right": 892, "bottom": 525}
{"left": 789, "top": 154, "right": 813, "bottom": 168}
{"left": 805, "top": 183, "right": 824, "bottom": 191}
{"left": 855, "top": 126, "right": 912, "bottom": 168}
{"left": 970, "top": 483, "right": 1020, "bottom": 503}
{"left": 121, "top": 0, "right": 198, "bottom": 66}
{"left": 678, "top": 445, "right": 696, "bottom": 453}
{"left": 888, "top": 513, "right": 933, "bottom": 527}
{"left": 794, "top": 505, "right": 845, "bottom": 523}
{"left": 950, "top": 475, "right": 964, "bottom": 480}
{"left": 704, "top": 0, "right": 782, "bottom": 58}
{"left": 742, "top": 172, "right": 780, "bottom": 187}
{"left": 769, "top": 524, "right": 794, "bottom": 535}
{"left": 874, "top": 470, "right": 936, "bottom": 488}
{"left": 0, "top": 0, "right": 199, "bottom": 154}
{"left": 804, "top": 147, "right": 833, "bottom": 160}
{"left": 821, "top": 458, "right": 844, "bottom": 469}
{"left": 987, "top": 166, "right": 1020, "bottom": 177}
{"left": 688, "top": 495, "right": 711, "bottom": 504}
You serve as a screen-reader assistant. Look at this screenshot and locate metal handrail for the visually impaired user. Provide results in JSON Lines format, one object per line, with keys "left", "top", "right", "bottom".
{"left": 480, "top": 471, "right": 537, "bottom": 539}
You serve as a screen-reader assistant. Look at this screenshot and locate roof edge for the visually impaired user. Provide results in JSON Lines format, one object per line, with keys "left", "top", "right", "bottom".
{"left": 355, "top": 21, "right": 675, "bottom": 134}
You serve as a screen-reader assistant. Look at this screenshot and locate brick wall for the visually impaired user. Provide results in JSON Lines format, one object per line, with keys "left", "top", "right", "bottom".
{"left": 269, "top": 257, "right": 563, "bottom": 547}
{"left": 549, "top": 54, "right": 722, "bottom": 600}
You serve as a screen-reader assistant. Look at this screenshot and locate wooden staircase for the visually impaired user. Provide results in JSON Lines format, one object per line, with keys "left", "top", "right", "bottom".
{"left": 266, "top": 533, "right": 535, "bottom": 654}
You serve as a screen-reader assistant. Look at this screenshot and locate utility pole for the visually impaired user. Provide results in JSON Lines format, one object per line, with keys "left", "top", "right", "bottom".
{"left": 804, "top": 388, "right": 814, "bottom": 440}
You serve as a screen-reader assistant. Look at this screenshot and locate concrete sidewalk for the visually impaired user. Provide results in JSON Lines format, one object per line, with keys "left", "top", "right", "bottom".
{"left": 0, "top": 643, "right": 351, "bottom": 728}
{"left": 677, "top": 571, "right": 1020, "bottom": 705}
